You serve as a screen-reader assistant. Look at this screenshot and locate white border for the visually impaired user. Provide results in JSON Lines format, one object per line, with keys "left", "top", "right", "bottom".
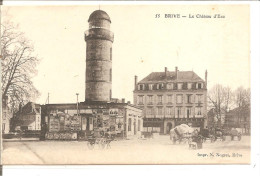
{"left": 1, "top": 1, "right": 260, "bottom": 176}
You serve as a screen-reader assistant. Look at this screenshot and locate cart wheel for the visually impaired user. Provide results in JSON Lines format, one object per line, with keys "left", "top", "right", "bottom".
{"left": 87, "top": 142, "right": 95, "bottom": 150}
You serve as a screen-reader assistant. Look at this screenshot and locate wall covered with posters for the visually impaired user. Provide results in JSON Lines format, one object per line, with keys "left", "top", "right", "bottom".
{"left": 42, "top": 103, "right": 143, "bottom": 140}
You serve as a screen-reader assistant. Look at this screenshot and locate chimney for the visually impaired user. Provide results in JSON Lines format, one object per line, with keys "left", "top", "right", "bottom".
{"left": 175, "top": 67, "right": 178, "bottom": 79}
{"left": 122, "top": 98, "right": 125, "bottom": 103}
{"left": 134, "top": 75, "right": 138, "bottom": 89}
{"left": 205, "top": 70, "right": 208, "bottom": 88}
{"left": 165, "top": 67, "right": 168, "bottom": 77}
{"left": 127, "top": 101, "right": 131, "bottom": 104}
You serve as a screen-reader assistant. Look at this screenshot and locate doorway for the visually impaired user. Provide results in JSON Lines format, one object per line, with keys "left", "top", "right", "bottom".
{"left": 166, "top": 122, "right": 172, "bottom": 134}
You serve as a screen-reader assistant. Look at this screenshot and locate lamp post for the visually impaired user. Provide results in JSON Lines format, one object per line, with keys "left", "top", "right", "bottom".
{"left": 76, "top": 93, "right": 81, "bottom": 131}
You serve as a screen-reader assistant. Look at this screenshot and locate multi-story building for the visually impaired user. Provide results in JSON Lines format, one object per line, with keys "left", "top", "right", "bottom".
{"left": 224, "top": 106, "right": 250, "bottom": 134}
{"left": 2, "top": 96, "right": 12, "bottom": 134}
{"left": 13, "top": 102, "right": 41, "bottom": 131}
{"left": 133, "top": 67, "right": 208, "bottom": 134}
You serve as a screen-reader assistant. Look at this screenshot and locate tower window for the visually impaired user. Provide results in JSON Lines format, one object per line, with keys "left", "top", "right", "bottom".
{"left": 110, "top": 48, "right": 112, "bottom": 60}
{"left": 109, "top": 69, "right": 112, "bottom": 82}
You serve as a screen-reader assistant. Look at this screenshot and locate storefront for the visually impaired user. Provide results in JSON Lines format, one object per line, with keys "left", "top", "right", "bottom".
{"left": 41, "top": 102, "right": 142, "bottom": 140}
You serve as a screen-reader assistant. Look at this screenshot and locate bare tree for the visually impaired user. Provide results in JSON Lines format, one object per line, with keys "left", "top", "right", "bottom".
{"left": 233, "top": 87, "right": 250, "bottom": 132}
{"left": 1, "top": 20, "right": 40, "bottom": 111}
{"left": 208, "top": 84, "right": 234, "bottom": 127}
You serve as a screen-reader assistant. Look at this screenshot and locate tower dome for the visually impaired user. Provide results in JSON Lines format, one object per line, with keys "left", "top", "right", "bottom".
{"left": 88, "top": 10, "right": 111, "bottom": 23}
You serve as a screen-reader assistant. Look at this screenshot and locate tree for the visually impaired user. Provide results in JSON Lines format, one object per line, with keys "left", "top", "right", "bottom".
{"left": 207, "top": 84, "right": 234, "bottom": 127}
{"left": 1, "top": 20, "right": 40, "bottom": 112}
{"left": 233, "top": 87, "right": 251, "bottom": 132}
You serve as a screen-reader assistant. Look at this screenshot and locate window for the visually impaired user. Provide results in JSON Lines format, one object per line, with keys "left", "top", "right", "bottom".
{"left": 187, "top": 94, "right": 193, "bottom": 103}
{"left": 138, "top": 120, "right": 141, "bottom": 131}
{"left": 197, "top": 83, "right": 203, "bottom": 89}
{"left": 157, "top": 95, "right": 163, "bottom": 104}
{"left": 196, "top": 107, "right": 202, "bottom": 116}
{"left": 110, "top": 48, "right": 112, "bottom": 60}
{"left": 148, "top": 84, "right": 153, "bottom": 90}
{"left": 176, "top": 95, "right": 183, "bottom": 104}
{"left": 157, "top": 83, "right": 164, "bottom": 90}
{"left": 109, "top": 69, "right": 112, "bottom": 82}
{"left": 177, "top": 83, "right": 183, "bottom": 90}
{"left": 138, "top": 84, "right": 145, "bottom": 90}
{"left": 197, "top": 95, "right": 202, "bottom": 103}
{"left": 138, "top": 96, "right": 144, "bottom": 105}
{"left": 148, "top": 95, "right": 153, "bottom": 104}
{"left": 157, "top": 107, "right": 163, "bottom": 115}
{"left": 128, "top": 118, "right": 132, "bottom": 131}
{"left": 188, "top": 83, "right": 192, "bottom": 89}
{"left": 186, "top": 107, "right": 192, "bottom": 118}
{"left": 147, "top": 107, "right": 153, "bottom": 115}
{"left": 177, "top": 107, "right": 182, "bottom": 118}
{"left": 167, "top": 95, "right": 172, "bottom": 103}
{"left": 167, "top": 83, "right": 173, "bottom": 90}
{"left": 166, "top": 107, "right": 173, "bottom": 115}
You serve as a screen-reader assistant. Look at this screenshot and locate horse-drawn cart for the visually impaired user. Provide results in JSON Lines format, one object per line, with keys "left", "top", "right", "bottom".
{"left": 170, "top": 124, "right": 195, "bottom": 144}
{"left": 86, "top": 131, "right": 115, "bottom": 150}
{"left": 199, "top": 128, "right": 216, "bottom": 143}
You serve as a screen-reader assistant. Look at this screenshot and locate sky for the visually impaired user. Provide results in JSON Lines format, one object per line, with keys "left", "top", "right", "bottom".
{"left": 2, "top": 5, "right": 250, "bottom": 104}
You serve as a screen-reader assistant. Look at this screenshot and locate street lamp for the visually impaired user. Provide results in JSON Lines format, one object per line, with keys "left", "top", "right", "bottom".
{"left": 76, "top": 93, "right": 79, "bottom": 116}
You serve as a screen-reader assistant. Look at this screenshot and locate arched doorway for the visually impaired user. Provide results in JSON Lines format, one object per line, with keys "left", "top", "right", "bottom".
{"left": 166, "top": 122, "right": 172, "bottom": 134}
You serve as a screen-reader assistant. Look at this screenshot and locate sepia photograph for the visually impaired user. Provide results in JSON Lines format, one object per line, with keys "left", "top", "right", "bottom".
{"left": 1, "top": 4, "right": 252, "bottom": 165}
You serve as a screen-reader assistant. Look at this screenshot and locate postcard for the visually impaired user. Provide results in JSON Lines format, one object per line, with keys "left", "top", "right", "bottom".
{"left": 1, "top": 4, "right": 252, "bottom": 165}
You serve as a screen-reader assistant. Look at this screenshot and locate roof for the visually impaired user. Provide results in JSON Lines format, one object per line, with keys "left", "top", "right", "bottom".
{"left": 18, "top": 102, "right": 41, "bottom": 115}
{"left": 139, "top": 71, "right": 204, "bottom": 83}
{"left": 88, "top": 10, "right": 111, "bottom": 22}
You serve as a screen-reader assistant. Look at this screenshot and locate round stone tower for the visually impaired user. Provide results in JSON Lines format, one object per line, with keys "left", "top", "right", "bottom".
{"left": 85, "top": 10, "right": 114, "bottom": 102}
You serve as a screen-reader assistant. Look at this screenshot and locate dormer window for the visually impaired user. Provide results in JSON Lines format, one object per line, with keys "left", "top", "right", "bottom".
{"left": 157, "top": 83, "right": 164, "bottom": 90}
{"left": 148, "top": 84, "right": 153, "bottom": 90}
{"left": 138, "top": 84, "right": 145, "bottom": 90}
{"left": 177, "top": 83, "right": 183, "bottom": 90}
{"left": 187, "top": 83, "right": 192, "bottom": 89}
{"left": 167, "top": 83, "right": 173, "bottom": 90}
{"left": 197, "top": 83, "right": 203, "bottom": 89}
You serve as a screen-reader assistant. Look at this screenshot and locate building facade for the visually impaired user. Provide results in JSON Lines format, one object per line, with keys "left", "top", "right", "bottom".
{"left": 224, "top": 106, "right": 250, "bottom": 134}
{"left": 133, "top": 67, "right": 207, "bottom": 134}
{"left": 13, "top": 102, "right": 41, "bottom": 131}
{"left": 2, "top": 96, "right": 12, "bottom": 134}
{"left": 41, "top": 101, "right": 143, "bottom": 139}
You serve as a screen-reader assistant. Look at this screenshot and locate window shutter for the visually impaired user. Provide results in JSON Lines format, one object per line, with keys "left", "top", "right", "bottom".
{"left": 196, "top": 83, "right": 198, "bottom": 89}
